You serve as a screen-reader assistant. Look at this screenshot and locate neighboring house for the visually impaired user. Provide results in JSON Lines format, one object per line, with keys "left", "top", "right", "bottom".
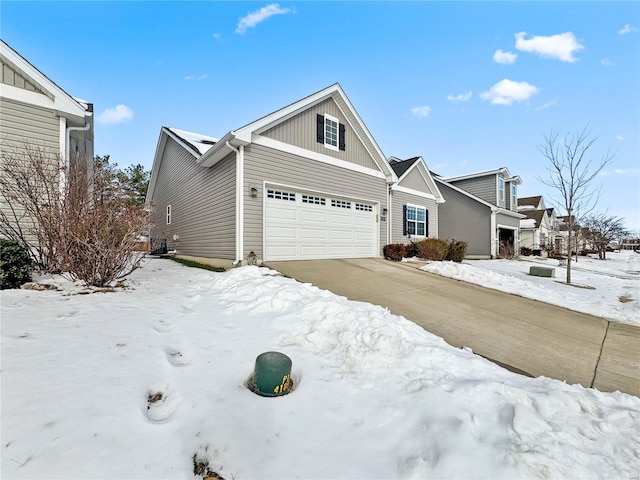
{"left": 517, "top": 195, "right": 564, "bottom": 253}
{"left": 388, "top": 156, "right": 444, "bottom": 244}
{"left": 434, "top": 168, "right": 524, "bottom": 258}
{"left": 0, "top": 39, "right": 94, "bottom": 183}
{"left": 621, "top": 238, "right": 640, "bottom": 251}
{"left": 149, "top": 84, "right": 446, "bottom": 266}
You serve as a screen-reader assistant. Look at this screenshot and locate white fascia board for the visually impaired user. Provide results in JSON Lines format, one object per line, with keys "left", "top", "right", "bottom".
{"left": 391, "top": 184, "right": 437, "bottom": 201}
{"left": 254, "top": 135, "right": 386, "bottom": 179}
{"left": 197, "top": 131, "right": 239, "bottom": 167}
{"left": 442, "top": 167, "right": 509, "bottom": 183}
{"left": 495, "top": 208, "right": 526, "bottom": 219}
{"left": 1, "top": 42, "right": 88, "bottom": 119}
{"left": 164, "top": 127, "right": 204, "bottom": 159}
{"left": 146, "top": 128, "right": 171, "bottom": 203}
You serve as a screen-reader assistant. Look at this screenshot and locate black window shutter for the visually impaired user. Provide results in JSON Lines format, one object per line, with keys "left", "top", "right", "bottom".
{"left": 316, "top": 114, "right": 324, "bottom": 144}
{"left": 339, "top": 123, "right": 346, "bottom": 151}
{"left": 403, "top": 205, "right": 407, "bottom": 235}
{"left": 425, "top": 209, "right": 429, "bottom": 237}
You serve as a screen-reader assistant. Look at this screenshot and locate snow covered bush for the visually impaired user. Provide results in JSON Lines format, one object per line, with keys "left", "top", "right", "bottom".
{"left": 0, "top": 239, "right": 33, "bottom": 289}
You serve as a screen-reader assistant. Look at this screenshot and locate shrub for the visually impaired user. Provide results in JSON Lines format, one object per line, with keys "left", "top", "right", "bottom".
{"left": 415, "top": 238, "right": 449, "bottom": 261}
{"left": 383, "top": 243, "right": 407, "bottom": 261}
{"left": 0, "top": 239, "right": 33, "bottom": 289}
{"left": 446, "top": 240, "right": 468, "bottom": 262}
{"left": 520, "top": 246, "right": 532, "bottom": 256}
{"left": 404, "top": 242, "right": 418, "bottom": 258}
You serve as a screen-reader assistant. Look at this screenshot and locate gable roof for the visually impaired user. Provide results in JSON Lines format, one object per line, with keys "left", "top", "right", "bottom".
{"left": 442, "top": 167, "right": 522, "bottom": 185}
{"left": 518, "top": 196, "right": 543, "bottom": 208}
{"left": 196, "top": 83, "right": 398, "bottom": 182}
{"left": 519, "top": 209, "right": 547, "bottom": 229}
{"left": 389, "top": 156, "right": 445, "bottom": 203}
{"left": 0, "top": 40, "right": 91, "bottom": 125}
{"left": 167, "top": 128, "right": 218, "bottom": 156}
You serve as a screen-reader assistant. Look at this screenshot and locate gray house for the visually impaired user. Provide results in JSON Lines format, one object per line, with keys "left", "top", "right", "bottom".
{"left": 0, "top": 39, "right": 94, "bottom": 241}
{"left": 388, "top": 156, "right": 444, "bottom": 243}
{"left": 434, "top": 168, "right": 524, "bottom": 258}
{"left": 148, "top": 84, "right": 444, "bottom": 266}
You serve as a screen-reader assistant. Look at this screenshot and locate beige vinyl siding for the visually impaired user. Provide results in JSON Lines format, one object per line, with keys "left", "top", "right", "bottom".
{"left": 243, "top": 143, "right": 387, "bottom": 259}
{"left": 0, "top": 98, "right": 59, "bottom": 151}
{"left": 150, "top": 137, "right": 236, "bottom": 258}
{"left": 399, "top": 162, "right": 437, "bottom": 195}
{"left": 437, "top": 181, "right": 492, "bottom": 257}
{"left": 450, "top": 175, "right": 497, "bottom": 206}
{"left": 261, "top": 98, "right": 379, "bottom": 171}
{"left": 496, "top": 211, "right": 521, "bottom": 229}
{"left": 391, "top": 190, "right": 437, "bottom": 244}
{"left": 1, "top": 60, "right": 46, "bottom": 94}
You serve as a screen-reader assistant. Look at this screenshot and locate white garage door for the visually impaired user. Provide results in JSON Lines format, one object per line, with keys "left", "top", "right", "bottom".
{"left": 264, "top": 187, "right": 377, "bottom": 261}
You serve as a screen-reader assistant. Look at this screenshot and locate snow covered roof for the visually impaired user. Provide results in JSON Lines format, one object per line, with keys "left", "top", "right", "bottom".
{"left": 520, "top": 218, "right": 537, "bottom": 229}
{"left": 167, "top": 128, "right": 218, "bottom": 156}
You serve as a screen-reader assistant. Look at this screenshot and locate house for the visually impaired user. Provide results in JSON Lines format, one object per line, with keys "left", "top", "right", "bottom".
{"left": 146, "top": 84, "right": 443, "bottom": 266}
{"left": 517, "top": 195, "right": 564, "bottom": 254}
{"left": 388, "top": 156, "right": 444, "bottom": 243}
{"left": 434, "top": 168, "right": 524, "bottom": 258}
{"left": 0, "top": 39, "right": 94, "bottom": 181}
{"left": 0, "top": 39, "right": 94, "bottom": 244}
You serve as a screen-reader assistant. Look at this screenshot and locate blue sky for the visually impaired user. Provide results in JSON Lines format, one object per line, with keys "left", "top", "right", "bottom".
{"left": 3, "top": 1, "right": 639, "bottom": 230}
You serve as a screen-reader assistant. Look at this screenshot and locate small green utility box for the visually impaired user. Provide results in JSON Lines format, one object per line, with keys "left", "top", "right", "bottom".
{"left": 529, "top": 266, "right": 555, "bottom": 277}
{"left": 249, "top": 351, "right": 293, "bottom": 397}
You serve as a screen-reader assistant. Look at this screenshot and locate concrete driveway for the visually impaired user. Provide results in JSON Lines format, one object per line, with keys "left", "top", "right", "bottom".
{"left": 265, "top": 258, "right": 640, "bottom": 397}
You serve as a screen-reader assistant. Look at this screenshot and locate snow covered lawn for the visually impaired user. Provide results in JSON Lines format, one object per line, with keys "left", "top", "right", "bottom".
{"left": 419, "top": 250, "right": 640, "bottom": 326}
{"left": 2, "top": 258, "right": 639, "bottom": 479}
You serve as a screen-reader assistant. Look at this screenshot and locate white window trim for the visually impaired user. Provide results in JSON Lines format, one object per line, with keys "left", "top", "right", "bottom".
{"left": 166, "top": 205, "right": 172, "bottom": 225}
{"left": 498, "top": 177, "right": 505, "bottom": 205}
{"left": 324, "top": 113, "right": 339, "bottom": 151}
{"left": 511, "top": 184, "right": 517, "bottom": 209}
{"left": 406, "top": 203, "right": 427, "bottom": 238}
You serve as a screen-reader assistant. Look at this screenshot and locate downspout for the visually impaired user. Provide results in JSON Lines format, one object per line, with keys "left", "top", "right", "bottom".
{"left": 226, "top": 141, "right": 244, "bottom": 266}
{"left": 490, "top": 208, "right": 497, "bottom": 258}
{"left": 63, "top": 122, "right": 91, "bottom": 192}
{"left": 387, "top": 183, "right": 393, "bottom": 245}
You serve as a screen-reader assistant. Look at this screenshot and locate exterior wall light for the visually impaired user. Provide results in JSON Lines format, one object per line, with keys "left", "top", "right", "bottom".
{"left": 250, "top": 186, "right": 258, "bottom": 198}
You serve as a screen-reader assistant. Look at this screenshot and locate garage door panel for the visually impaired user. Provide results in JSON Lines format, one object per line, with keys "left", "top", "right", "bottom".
{"left": 301, "top": 228, "right": 328, "bottom": 239}
{"left": 265, "top": 187, "right": 377, "bottom": 261}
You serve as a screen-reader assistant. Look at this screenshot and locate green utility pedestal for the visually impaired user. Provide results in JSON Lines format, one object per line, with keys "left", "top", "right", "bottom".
{"left": 249, "top": 351, "right": 293, "bottom": 397}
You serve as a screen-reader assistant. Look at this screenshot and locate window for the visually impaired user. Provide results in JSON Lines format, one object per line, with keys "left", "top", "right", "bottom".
{"left": 405, "top": 205, "right": 427, "bottom": 237}
{"left": 267, "top": 189, "right": 296, "bottom": 201}
{"left": 331, "top": 199, "right": 351, "bottom": 209}
{"left": 355, "top": 203, "right": 373, "bottom": 212}
{"left": 302, "top": 194, "right": 326, "bottom": 205}
{"left": 166, "top": 205, "right": 171, "bottom": 225}
{"left": 511, "top": 184, "right": 517, "bottom": 208}
{"left": 324, "top": 114, "right": 339, "bottom": 150}
{"left": 498, "top": 178, "right": 505, "bottom": 204}
{"left": 316, "top": 114, "right": 346, "bottom": 151}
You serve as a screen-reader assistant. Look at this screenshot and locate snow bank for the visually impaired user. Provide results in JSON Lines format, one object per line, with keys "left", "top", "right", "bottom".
{"left": 2, "top": 259, "right": 639, "bottom": 479}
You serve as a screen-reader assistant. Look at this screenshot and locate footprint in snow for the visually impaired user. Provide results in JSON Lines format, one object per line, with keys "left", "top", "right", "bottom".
{"left": 165, "top": 346, "right": 193, "bottom": 367}
{"left": 143, "top": 387, "right": 180, "bottom": 424}
{"left": 152, "top": 319, "right": 176, "bottom": 333}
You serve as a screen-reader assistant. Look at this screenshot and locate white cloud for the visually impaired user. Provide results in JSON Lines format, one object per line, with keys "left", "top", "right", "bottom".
{"left": 480, "top": 79, "right": 538, "bottom": 106}
{"left": 447, "top": 92, "right": 472, "bottom": 102}
{"left": 212, "top": 33, "right": 222, "bottom": 39}
{"left": 601, "top": 58, "right": 613, "bottom": 66}
{"left": 410, "top": 106, "right": 432, "bottom": 118}
{"left": 493, "top": 49, "right": 517, "bottom": 64}
{"left": 235, "top": 4, "right": 291, "bottom": 34}
{"left": 601, "top": 168, "right": 639, "bottom": 176}
{"left": 515, "top": 31, "right": 584, "bottom": 63}
{"left": 184, "top": 75, "right": 208, "bottom": 81}
{"left": 618, "top": 24, "right": 638, "bottom": 35}
{"left": 97, "top": 104, "right": 133, "bottom": 125}
{"left": 535, "top": 98, "right": 558, "bottom": 111}
{"left": 616, "top": 135, "right": 624, "bottom": 141}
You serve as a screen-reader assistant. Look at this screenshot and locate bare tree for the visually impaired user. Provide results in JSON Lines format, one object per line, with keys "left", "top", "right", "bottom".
{"left": 582, "top": 213, "right": 628, "bottom": 260}
{"left": 538, "top": 127, "right": 614, "bottom": 283}
{"left": 0, "top": 141, "right": 150, "bottom": 287}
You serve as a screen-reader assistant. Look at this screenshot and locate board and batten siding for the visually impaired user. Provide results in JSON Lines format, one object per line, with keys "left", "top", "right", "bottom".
{"left": 261, "top": 97, "right": 379, "bottom": 172}
{"left": 150, "top": 136, "right": 236, "bottom": 259}
{"left": 242, "top": 143, "right": 388, "bottom": 260}
{"left": 437, "top": 182, "right": 492, "bottom": 257}
{"left": 449, "top": 175, "right": 497, "bottom": 207}
{"left": 0, "top": 98, "right": 59, "bottom": 150}
{"left": 390, "top": 190, "right": 437, "bottom": 244}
